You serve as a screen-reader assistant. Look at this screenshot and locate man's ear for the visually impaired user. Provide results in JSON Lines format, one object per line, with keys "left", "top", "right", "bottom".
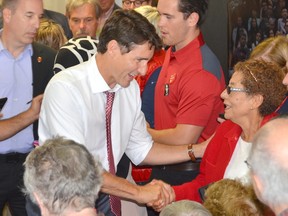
{"left": 252, "top": 174, "right": 264, "bottom": 198}
{"left": 106, "top": 40, "right": 120, "bottom": 57}
{"left": 33, "top": 192, "right": 48, "bottom": 215}
{"left": 187, "top": 12, "right": 199, "bottom": 27}
{"left": 33, "top": 192, "right": 43, "bottom": 207}
{"left": 2, "top": 8, "right": 12, "bottom": 23}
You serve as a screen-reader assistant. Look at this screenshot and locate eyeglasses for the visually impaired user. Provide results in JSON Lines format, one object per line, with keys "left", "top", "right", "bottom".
{"left": 226, "top": 86, "right": 248, "bottom": 94}
{"left": 122, "top": 0, "right": 147, "bottom": 7}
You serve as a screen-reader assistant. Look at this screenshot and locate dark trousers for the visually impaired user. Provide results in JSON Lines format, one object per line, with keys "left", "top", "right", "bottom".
{"left": 0, "top": 153, "right": 28, "bottom": 216}
{"left": 95, "top": 193, "right": 115, "bottom": 216}
{"left": 147, "top": 161, "right": 200, "bottom": 216}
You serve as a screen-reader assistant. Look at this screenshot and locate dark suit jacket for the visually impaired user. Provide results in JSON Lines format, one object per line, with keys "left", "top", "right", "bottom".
{"left": 31, "top": 42, "right": 56, "bottom": 140}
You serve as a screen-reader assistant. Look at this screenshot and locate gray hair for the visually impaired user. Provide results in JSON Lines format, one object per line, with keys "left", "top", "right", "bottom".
{"left": 249, "top": 115, "right": 288, "bottom": 206}
{"left": 66, "top": 0, "right": 102, "bottom": 19}
{"left": 160, "top": 200, "right": 212, "bottom": 216}
{"left": 23, "top": 137, "right": 103, "bottom": 215}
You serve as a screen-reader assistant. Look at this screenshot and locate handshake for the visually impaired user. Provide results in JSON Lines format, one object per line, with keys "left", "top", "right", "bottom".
{"left": 139, "top": 179, "right": 175, "bottom": 212}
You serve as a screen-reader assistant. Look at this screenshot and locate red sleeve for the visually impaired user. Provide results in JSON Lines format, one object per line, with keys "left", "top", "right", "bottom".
{"left": 173, "top": 158, "right": 207, "bottom": 202}
{"left": 176, "top": 69, "right": 223, "bottom": 126}
{"left": 172, "top": 120, "right": 239, "bottom": 202}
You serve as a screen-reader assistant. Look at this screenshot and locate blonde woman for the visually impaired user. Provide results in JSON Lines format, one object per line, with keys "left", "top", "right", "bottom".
{"left": 34, "top": 18, "right": 67, "bottom": 50}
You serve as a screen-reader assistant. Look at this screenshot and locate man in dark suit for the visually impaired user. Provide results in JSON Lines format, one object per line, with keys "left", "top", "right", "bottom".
{"left": 0, "top": 0, "right": 56, "bottom": 215}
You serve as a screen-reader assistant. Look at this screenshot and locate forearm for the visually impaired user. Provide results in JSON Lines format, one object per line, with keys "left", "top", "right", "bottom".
{"left": 101, "top": 171, "right": 170, "bottom": 205}
{"left": 172, "top": 180, "right": 203, "bottom": 202}
{"left": 141, "top": 142, "right": 189, "bottom": 165}
{"left": 147, "top": 124, "right": 203, "bottom": 145}
{"left": 101, "top": 171, "right": 141, "bottom": 201}
{"left": 148, "top": 127, "right": 181, "bottom": 144}
{"left": 141, "top": 141, "right": 208, "bottom": 166}
{"left": 0, "top": 108, "right": 38, "bottom": 141}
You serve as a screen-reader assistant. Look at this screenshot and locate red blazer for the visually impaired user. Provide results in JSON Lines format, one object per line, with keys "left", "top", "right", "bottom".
{"left": 173, "top": 113, "right": 276, "bottom": 202}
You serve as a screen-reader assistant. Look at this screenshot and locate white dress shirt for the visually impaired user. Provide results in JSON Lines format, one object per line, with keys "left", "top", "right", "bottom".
{"left": 39, "top": 55, "right": 153, "bottom": 171}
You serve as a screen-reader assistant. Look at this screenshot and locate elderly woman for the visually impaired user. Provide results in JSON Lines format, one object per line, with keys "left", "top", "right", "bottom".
{"left": 170, "top": 59, "right": 287, "bottom": 203}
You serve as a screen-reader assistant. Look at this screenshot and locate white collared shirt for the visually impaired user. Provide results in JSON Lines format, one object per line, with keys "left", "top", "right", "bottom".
{"left": 39, "top": 55, "right": 153, "bottom": 171}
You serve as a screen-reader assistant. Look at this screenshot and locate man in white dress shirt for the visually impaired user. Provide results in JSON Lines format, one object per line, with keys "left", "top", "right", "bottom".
{"left": 38, "top": 10, "right": 193, "bottom": 216}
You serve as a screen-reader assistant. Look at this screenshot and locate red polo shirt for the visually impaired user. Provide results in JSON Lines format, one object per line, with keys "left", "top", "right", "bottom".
{"left": 154, "top": 32, "right": 225, "bottom": 142}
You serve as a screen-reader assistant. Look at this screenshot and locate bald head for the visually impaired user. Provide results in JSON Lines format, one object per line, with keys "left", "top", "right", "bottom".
{"left": 254, "top": 116, "right": 288, "bottom": 166}
{"left": 260, "top": 117, "right": 288, "bottom": 165}
{"left": 249, "top": 116, "right": 288, "bottom": 214}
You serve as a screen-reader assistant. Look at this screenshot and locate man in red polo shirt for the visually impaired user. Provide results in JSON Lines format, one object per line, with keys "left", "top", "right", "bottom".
{"left": 147, "top": 1, "right": 225, "bottom": 214}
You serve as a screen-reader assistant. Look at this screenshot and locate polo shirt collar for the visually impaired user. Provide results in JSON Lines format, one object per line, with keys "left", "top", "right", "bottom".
{"left": 169, "top": 32, "right": 205, "bottom": 64}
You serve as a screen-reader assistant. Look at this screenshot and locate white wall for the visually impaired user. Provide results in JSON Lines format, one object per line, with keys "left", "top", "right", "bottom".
{"left": 43, "top": 0, "right": 66, "bottom": 14}
{"left": 43, "top": 0, "right": 122, "bottom": 14}
{"left": 115, "top": 0, "right": 122, "bottom": 7}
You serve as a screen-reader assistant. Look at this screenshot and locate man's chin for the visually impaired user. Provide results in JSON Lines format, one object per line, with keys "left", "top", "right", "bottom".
{"left": 119, "top": 81, "right": 131, "bottom": 88}
{"left": 76, "top": 33, "right": 89, "bottom": 37}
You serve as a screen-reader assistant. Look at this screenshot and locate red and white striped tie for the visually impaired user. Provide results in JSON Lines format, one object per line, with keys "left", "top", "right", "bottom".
{"left": 105, "top": 91, "right": 121, "bottom": 216}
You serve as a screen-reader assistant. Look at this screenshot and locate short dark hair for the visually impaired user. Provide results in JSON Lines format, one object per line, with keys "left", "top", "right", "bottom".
{"left": 97, "top": 9, "right": 162, "bottom": 54}
{"left": 178, "top": 0, "right": 208, "bottom": 25}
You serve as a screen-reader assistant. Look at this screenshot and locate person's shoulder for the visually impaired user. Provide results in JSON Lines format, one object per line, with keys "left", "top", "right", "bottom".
{"left": 63, "top": 36, "right": 98, "bottom": 51}
{"left": 32, "top": 42, "right": 57, "bottom": 68}
{"left": 113, "top": 4, "right": 121, "bottom": 10}
{"left": 54, "top": 36, "right": 98, "bottom": 73}
{"left": 198, "top": 45, "right": 223, "bottom": 81}
{"left": 220, "top": 119, "right": 236, "bottom": 128}
{"left": 214, "top": 120, "right": 242, "bottom": 137}
{"left": 32, "top": 42, "right": 57, "bottom": 56}
{"left": 44, "top": 9, "right": 67, "bottom": 21}
{"left": 50, "top": 63, "right": 85, "bottom": 84}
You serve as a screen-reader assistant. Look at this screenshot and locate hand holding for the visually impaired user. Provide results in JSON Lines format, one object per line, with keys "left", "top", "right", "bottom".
{"left": 147, "top": 179, "right": 175, "bottom": 212}
{"left": 28, "top": 94, "right": 43, "bottom": 119}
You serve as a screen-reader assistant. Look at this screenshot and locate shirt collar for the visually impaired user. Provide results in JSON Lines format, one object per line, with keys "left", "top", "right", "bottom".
{"left": 169, "top": 32, "right": 205, "bottom": 64}
{"left": 0, "top": 30, "right": 33, "bottom": 57}
{"left": 88, "top": 54, "right": 122, "bottom": 94}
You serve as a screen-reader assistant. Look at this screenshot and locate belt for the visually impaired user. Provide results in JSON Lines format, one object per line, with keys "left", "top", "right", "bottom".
{"left": 154, "top": 160, "right": 201, "bottom": 172}
{"left": 0, "top": 152, "right": 29, "bottom": 163}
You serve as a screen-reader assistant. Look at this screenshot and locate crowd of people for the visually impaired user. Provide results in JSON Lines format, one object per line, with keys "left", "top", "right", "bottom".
{"left": 230, "top": 0, "right": 288, "bottom": 69}
{"left": 0, "top": 0, "right": 288, "bottom": 216}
